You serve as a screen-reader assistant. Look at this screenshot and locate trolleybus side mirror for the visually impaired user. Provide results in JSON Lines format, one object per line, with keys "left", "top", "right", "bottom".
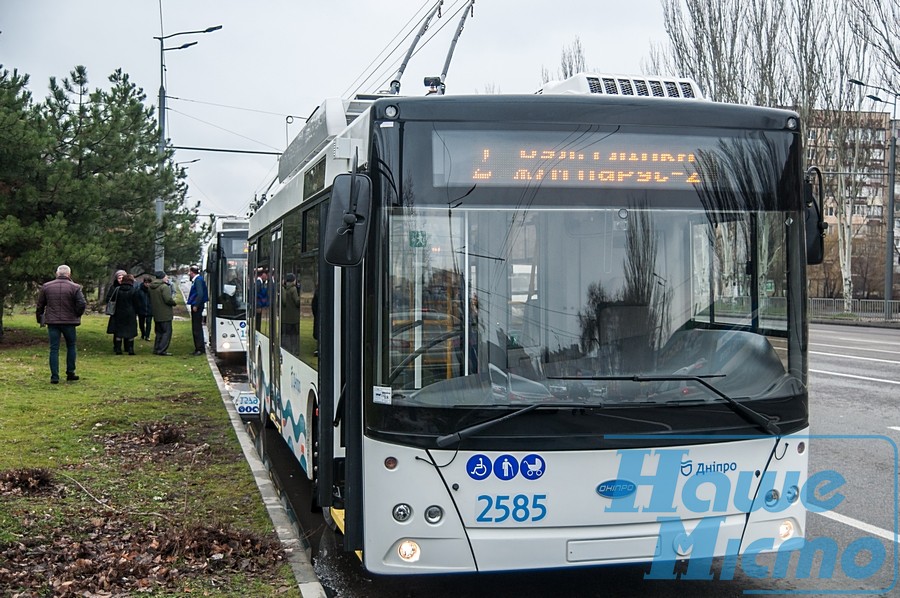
{"left": 324, "top": 172, "right": 373, "bottom": 267}
{"left": 804, "top": 167, "right": 827, "bottom": 265}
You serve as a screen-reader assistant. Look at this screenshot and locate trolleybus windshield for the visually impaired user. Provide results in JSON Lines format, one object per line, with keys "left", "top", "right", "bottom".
{"left": 371, "top": 122, "right": 807, "bottom": 446}
{"left": 216, "top": 234, "right": 248, "bottom": 318}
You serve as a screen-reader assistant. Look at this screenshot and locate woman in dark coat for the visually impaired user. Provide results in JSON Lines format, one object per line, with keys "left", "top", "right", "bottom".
{"left": 106, "top": 273, "right": 141, "bottom": 354}
{"left": 104, "top": 270, "right": 126, "bottom": 353}
{"left": 135, "top": 276, "right": 153, "bottom": 341}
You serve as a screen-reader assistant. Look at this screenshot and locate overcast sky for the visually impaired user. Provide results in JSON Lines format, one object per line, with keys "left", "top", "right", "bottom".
{"left": 2, "top": 0, "right": 668, "bottom": 220}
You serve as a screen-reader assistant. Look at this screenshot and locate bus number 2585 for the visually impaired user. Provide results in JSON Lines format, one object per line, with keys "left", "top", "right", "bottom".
{"left": 476, "top": 494, "right": 548, "bottom": 523}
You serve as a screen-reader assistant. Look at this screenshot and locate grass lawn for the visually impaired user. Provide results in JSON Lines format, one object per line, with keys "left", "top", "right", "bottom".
{"left": 0, "top": 306, "right": 302, "bottom": 597}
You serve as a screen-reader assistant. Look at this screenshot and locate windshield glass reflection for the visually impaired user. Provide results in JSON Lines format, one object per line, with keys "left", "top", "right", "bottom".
{"left": 383, "top": 205, "right": 796, "bottom": 408}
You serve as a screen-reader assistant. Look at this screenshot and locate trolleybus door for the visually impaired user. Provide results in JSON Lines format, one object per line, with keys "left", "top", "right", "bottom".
{"left": 270, "top": 228, "right": 283, "bottom": 425}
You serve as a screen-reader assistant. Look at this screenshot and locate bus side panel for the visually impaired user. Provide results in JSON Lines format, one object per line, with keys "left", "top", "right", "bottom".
{"left": 279, "top": 351, "right": 317, "bottom": 478}
{"left": 252, "top": 336, "right": 272, "bottom": 420}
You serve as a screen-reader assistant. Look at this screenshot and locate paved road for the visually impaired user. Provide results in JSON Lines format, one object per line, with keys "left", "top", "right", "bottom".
{"left": 261, "top": 323, "right": 900, "bottom": 597}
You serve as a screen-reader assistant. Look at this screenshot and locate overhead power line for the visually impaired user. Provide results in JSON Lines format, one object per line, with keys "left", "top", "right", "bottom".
{"left": 166, "top": 95, "right": 292, "bottom": 117}
{"left": 172, "top": 145, "right": 281, "bottom": 156}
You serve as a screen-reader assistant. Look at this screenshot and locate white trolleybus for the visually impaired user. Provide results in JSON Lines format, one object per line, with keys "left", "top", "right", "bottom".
{"left": 247, "top": 73, "right": 826, "bottom": 576}
{"left": 203, "top": 217, "right": 250, "bottom": 356}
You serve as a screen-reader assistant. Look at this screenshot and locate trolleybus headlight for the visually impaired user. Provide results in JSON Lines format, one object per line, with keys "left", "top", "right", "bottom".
{"left": 765, "top": 489, "right": 780, "bottom": 507}
{"left": 398, "top": 539, "right": 420, "bottom": 562}
{"left": 392, "top": 503, "right": 412, "bottom": 522}
{"left": 384, "top": 456, "right": 398, "bottom": 470}
{"left": 424, "top": 505, "right": 443, "bottom": 524}
{"left": 778, "top": 519, "right": 795, "bottom": 540}
{"left": 785, "top": 485, "right": 800, "bottom": 503}
{"left": 385, "top": 105, "right": 399, "bottom": 119}
{"left": 797, "top": 441, "right": 805, "bottom": 454}
{"left": 786, "top": 117, "right": 799, "bottom": 130}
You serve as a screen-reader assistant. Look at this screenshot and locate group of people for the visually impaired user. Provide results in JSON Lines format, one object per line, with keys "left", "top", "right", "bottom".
{"left": 35, "top": 264, "right": 208, "bottom": 384}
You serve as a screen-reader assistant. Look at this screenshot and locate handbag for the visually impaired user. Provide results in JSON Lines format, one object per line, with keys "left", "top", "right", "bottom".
{"left": 105, "top": 287, "right": 119, "bottom": 316}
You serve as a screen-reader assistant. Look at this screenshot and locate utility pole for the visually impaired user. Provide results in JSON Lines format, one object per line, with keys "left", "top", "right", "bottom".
{"left": 153, "top": 25, "right": 222, "bottom": 273}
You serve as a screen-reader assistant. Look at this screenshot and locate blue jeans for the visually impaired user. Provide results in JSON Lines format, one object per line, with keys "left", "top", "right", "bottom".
{"left": 48, "top": 324, "right": 77, "bottom": 380}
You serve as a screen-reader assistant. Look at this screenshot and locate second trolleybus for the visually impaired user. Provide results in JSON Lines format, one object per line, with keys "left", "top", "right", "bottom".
{"left": 203, "top": 217, "right": 250, "bottom": 356}
{"left": 247, "top": 72, "right": 825, "bottom": 576}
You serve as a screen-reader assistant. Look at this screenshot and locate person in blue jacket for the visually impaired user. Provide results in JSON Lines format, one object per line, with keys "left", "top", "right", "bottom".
{"left": 187, "top": 265, "right": 208, "bottom": 355}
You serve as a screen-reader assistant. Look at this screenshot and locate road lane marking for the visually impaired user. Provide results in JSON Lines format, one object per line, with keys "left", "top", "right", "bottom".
{"left": 889, "top": 426, "right": 900, "bottom": 432}
{"left": 812, "top": 342, "right": 900, "bottom": 356}
{"left": 809, "top": 369, "right": 900, "bottom": 385}
{"left": 834, "top": 336, "right": 900, "bottom": 347}
{"left": 810, "top": 351, "right": 900, "bottom": 365}
{"left": 813, "top": 510, "right": 899, "bottom": 544}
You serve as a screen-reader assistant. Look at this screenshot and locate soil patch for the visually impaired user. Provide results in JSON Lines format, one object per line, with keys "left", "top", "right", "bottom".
{"left": 0, "top": 327, "right": 44, "bottom": 349}
{"left": 98, "top": 420, "right": 218, "bottom": 466}
{"left": 0, "top": 468, "right": 290, "bottom": 596}
{"left": 0, "top": 515, "right": 288, "bottom": 596}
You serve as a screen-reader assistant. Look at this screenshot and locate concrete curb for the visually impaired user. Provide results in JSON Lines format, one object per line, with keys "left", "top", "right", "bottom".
{"left": 205, "top": 353, "right": 327, "bottom": 598}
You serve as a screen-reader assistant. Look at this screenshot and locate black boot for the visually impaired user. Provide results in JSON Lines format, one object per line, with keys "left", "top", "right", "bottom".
{"left": 114, "top": 339, "right": 122, "bottom": 355}
{"left": 126, "top": 339, "right": 135, "bottom": 355}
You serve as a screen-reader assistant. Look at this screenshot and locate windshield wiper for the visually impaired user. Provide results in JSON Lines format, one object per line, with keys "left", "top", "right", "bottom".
{"left": 545, "top": 374, "right": 780, "bottom": 436}
{"left": 435, "top": 403, "right": 540, "bottom": 448}
{"left": 637, "top": 374, "right": 780, "bottom": 436}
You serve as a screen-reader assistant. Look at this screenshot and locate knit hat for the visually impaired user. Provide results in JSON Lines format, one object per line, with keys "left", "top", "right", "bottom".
{"left": 155, "top": 270, "right": 166, "bottom": 279}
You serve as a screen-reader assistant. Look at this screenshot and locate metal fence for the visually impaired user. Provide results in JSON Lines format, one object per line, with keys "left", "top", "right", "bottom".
{"left": 808, "top": 298, "right": 900, "bottom": 323}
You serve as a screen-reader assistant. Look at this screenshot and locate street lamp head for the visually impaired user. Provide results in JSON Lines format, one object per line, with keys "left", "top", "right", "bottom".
{"left": 867, "top": 94, "right": 886, "bottom": 103}
{"left": 849, "top": 78, "right": 866, "bottom": 86}
{"left": 167, "top": 41, "right": 198, "bottom": 52}
{"left": 156, "top": 25, "right": 223, "bottom": 41}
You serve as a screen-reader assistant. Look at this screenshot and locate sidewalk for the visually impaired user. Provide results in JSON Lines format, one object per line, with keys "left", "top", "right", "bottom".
{"left": 203, "top": 353, "right": 327, "bottom": 598}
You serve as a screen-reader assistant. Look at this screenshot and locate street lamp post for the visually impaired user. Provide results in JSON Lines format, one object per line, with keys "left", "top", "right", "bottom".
{"left": 153, "top": 25, "right": 221, "bottom": 273}
{"left": 849, "top": 78, "right": 899, "bottom": 317}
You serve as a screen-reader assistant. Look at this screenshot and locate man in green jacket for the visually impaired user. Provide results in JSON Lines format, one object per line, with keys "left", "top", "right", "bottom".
{"left": 150, "top": 271, "right": 177, "bottom": 355}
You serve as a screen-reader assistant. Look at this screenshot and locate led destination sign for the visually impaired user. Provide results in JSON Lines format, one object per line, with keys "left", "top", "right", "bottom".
{"left": 472, "top": 148, "right": 701, "bottom": 186}
{"left": 433, "top": 130, "right": 726, "bottom": 190}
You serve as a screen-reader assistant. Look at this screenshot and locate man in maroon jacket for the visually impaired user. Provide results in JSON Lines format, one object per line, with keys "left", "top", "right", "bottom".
{"left": 36, "top": 265, "right": 87, "bottom": 384}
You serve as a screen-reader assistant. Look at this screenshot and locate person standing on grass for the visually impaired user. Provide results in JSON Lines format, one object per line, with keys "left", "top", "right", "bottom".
{"left": 150, "top": 270, "right": 176, "bottom": 356}
{"left": 187, "top": 264, "right": 208, "bottom": 356}
{"left": 36, "top": 264, "right": 86, "bottom": 384}
{"left": 136, "top": 275, "right": 153, "bottom": 341}
{"left": 104, "top": 269, "right": 126, "bottom": 354}
{"left": 106, "top": 273, "right": 141, "bottom": 355}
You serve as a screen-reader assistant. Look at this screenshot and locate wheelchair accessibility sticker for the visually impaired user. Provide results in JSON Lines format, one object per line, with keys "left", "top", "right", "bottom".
{"left": 466, "top": 454, "right": 546, "bottom": 481}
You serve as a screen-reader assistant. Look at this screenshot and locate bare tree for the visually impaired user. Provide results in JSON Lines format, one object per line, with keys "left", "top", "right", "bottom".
{"left": 806, "top": 4, "right": 875, "bottom": 308}
{"left": 848, "top": 0, "right": 900, "bottom": 88}
{"left": 541, "top": 36, "right": 586, "bottom": 83}
{"left": 651, "top": 0, "right": 881, "bottom": 306}
{"left": 651, "top": 0, "right": 747, "bottom": 102}
{"left": 560, "top": 36, "right": 586, "bottom": 79}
